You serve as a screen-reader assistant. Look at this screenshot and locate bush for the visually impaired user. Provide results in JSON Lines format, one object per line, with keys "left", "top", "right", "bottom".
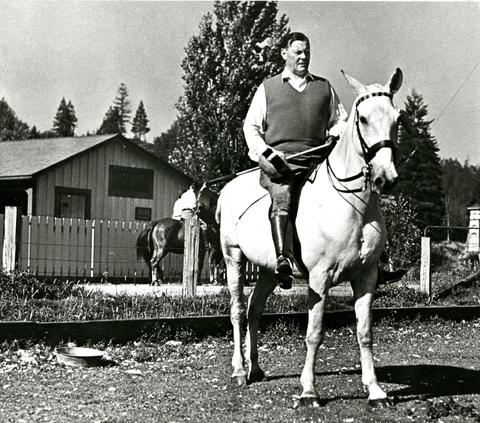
{"left": 381, "top": 195, "right": 422, "bottom": 270}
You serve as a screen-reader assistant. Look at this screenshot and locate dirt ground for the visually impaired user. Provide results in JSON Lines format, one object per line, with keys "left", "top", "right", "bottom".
{"left": 0, "top": 317, "right": 479, "bottom": 422}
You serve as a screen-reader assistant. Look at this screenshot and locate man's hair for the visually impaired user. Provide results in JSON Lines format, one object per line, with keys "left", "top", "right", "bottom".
{"left": 281, "top": 32, "right": 310, "bottom": 49}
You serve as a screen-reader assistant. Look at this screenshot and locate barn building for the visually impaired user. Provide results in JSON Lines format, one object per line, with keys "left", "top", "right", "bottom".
{"left": 0, "top": 134, "right": 193, "bottom": 221}
{"left": 0, "top": 134, "right": 216, "bottom": 281}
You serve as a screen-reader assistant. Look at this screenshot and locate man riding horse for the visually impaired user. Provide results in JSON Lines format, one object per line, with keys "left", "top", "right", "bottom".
{"left": 243, "top": 32, "right": 405, "bottom": 289}
{"left": 243, "top": 32, "right": 347, "bottom": 289}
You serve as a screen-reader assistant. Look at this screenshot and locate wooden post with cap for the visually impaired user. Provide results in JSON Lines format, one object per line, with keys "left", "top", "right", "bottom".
{"left": 182, "top": 209, "right": 200, "bottom": 296}
{"left": 2, "top": 206, "right": 21, "bottom": 273}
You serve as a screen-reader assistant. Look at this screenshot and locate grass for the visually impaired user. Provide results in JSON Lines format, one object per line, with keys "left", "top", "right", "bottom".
{"left": 0, "top": 269, "right": 479, "bottom": 322}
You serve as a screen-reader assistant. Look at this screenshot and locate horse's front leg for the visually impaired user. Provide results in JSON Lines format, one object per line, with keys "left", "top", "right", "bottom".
{"left": 225, "top": 246, "right": 248, "bottom": 385}
{"left": 245, "top": 268, "right": 276, "bottom": 383}
{"left": 300, "top": 270, "right": 329, "bottom": 407}
{"left": 351, "top": 268, "right": 391, "bottom": 408}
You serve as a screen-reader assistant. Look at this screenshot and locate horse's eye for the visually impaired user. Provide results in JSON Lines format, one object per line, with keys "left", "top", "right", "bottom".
{"left": 359, "top": 115, "right": 368, "bottom": 125}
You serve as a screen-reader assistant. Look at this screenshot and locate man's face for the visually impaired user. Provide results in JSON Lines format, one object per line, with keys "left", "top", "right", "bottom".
{"left": 281, "top": 40, "right": 310, "bottom": 77}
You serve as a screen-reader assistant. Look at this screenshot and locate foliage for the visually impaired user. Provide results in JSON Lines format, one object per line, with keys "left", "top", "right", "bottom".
{"left": 394, "top": 90, "right": 445, "bottom": 233}
{"left": 131, "top": 100, "right": 150, "bottom": 141}
{"left": 114, "top": 83, "right": 132, "bottom": 134}
{"left": 52, "top": 97, "right": 78, "bottom": 137}
{"left": 97, "top": 83, "right": 132, "bottom": 135}
{"left": 374, "top": 283, "right": 429, "bottom": 307}
{"left": 441, "top": 158, "right": 480, "bottom": 241}
{"left": 152, "top": 120, "right": 183, "bottom": 159}
{"left": 167, "top": 1, "right": 289, "bottom": 180}
{"left": 0, "top": 98, "right": 31, "bottom": 141}
{"left": 97, "top": 106, "right": 122, "bottom": 135}
{"left": 381, "top": 195, "right": 422, "bottom": 269}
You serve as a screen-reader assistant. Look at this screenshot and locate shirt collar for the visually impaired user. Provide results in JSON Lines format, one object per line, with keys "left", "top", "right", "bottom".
{"left": 281, "top": 68, "right": 313, "bottom": 83}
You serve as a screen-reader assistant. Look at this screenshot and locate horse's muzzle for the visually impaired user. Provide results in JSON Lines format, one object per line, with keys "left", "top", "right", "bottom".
{"left": 374, "top": 174, "right": 398, "bottom": 194}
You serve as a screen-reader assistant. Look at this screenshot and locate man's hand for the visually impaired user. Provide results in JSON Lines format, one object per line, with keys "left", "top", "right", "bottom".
{"left": 259, "top": 147, "right": 293, "bottom": 182}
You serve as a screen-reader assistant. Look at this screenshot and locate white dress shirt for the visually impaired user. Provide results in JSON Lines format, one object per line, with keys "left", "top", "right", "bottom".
{"left": 243, "top": 68, "right": 348, "bottom": 162}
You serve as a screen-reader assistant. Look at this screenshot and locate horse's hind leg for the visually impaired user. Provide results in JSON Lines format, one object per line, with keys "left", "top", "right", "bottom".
{"left": 225, "top": 245, "right": 247, "bottom": 386}
{"left": 245, "top": 268, "right": 276, "bottom": 383}
{"left": 351, "top": 268, "right": 390, "bottom": 408}
{"left": 150, "top": 249, "right": 166, "bottom": 285}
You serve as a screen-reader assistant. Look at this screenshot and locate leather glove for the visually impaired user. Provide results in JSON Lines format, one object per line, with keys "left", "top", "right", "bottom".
{"left": 258, "top": 147, "right": 293, "bottom": 182}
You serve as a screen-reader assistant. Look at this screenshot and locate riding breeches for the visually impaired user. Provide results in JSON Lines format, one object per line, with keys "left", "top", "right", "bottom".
{"left": 260, "top": 171, "right": 293, "bottom": 218}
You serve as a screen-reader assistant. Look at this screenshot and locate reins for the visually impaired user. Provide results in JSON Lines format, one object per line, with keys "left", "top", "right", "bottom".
{"left": 326, "top": 91, "right": 396, "bottom": 194}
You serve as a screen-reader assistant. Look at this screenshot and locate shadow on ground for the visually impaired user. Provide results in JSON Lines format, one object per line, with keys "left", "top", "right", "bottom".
{"left": 267, "top": 364, "right": 480, "bottom": 403}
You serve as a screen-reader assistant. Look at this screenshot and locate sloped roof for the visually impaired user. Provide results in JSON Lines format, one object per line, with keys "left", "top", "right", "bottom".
{"left": 0, "top": 134, "right": 117, "bottom": 179}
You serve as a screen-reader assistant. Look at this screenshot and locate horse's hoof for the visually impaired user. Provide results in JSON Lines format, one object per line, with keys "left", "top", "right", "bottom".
{"left": 368, "top": 397, "right": 394, "bottom": 409}
{"left": 299, "top": 396, "right": 322, "bottom": 407}
{"left": 232, "top": 375, "right": 248, "bottom": 387}
{"left": 247, "top": 369, "right": 266, "bottom": 384}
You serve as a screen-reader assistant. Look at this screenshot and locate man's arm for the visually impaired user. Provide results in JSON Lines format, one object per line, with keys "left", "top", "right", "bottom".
{"left": 243, "top": 84, "right": 269, "bottom": 162}
{"left": 327, "top": 85, "right": 348, "bottom": 138}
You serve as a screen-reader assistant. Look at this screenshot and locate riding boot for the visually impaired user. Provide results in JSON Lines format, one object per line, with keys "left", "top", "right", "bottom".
{"left": 270, "top": 214, "right": 293, "bottom": 289}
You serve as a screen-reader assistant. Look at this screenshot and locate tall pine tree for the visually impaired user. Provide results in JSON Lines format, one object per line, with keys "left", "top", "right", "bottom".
{"left": 114, "top": 83, "right": 132, "bottom": 134}
{"left": 131, "top": 100, "right": 150, "bottom": 141}
{"left": 394, "top": 90, "right": 445, "bottom": 231}
{"left": 52, "top": 97, "right": 78, "bottom": 137}
{"left": 168, "top": 1, "right": 289, "bottom": 179}
{"left": 97, "top": 106, "right": 122, "bottom": 135}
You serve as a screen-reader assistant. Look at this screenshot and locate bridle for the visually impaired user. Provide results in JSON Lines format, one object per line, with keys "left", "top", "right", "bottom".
{"left": 326, "top": 91, "right": 397, "bottom": 193}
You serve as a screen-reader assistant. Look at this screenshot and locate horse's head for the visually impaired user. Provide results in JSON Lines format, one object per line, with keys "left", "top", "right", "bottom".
{"left": 342, "top": 68, "right": 403, "bottom": 194}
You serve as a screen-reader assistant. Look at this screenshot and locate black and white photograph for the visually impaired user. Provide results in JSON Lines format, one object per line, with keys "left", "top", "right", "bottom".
{"left": 0, "top": 1, "right": 479, "bottom": 421}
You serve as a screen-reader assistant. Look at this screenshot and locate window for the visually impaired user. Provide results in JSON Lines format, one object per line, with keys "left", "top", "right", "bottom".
{"left": 135, "top": 207, "right": 152, "bottom": 221}
{"left": 108, "top": 165, "right": 154, "bottom": 199}
{"left": 54, "top": 187, "right": 91, "bottom": 219}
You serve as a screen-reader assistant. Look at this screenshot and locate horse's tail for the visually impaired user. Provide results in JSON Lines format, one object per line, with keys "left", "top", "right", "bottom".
{"left": 136, "top": 222, "right": 156, "bottom": 263}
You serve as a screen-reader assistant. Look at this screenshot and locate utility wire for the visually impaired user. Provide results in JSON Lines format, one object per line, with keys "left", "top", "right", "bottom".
{"left": 432, "top": 56, "right": 480, "bottom": 129}
{"left": 400, "top": 56, "right": 480, "bottom": 167}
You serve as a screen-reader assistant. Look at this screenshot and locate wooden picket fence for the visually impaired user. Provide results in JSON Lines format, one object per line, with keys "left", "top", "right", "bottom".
{"left": 0, "top": 211, "right": 260, "bottom": 284}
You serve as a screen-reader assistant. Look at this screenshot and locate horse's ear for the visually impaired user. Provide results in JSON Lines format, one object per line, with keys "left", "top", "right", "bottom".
{"left": 386, "top": 68, "right": 403, "bottom": 95}
{"left": 341, "top": 70, "right": 365, "bottom": 95}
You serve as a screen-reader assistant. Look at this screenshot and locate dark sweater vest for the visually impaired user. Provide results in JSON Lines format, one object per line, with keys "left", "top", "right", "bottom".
{"left": 264, "top": 74, "right": 331, "bottom": 154}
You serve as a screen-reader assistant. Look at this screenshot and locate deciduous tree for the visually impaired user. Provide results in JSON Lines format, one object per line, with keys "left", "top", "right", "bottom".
{"left": 168, "top": 1, "right": 289, "bottom": 180}
{"left": 0, "top": 98, "right": 31, "bottom": 140}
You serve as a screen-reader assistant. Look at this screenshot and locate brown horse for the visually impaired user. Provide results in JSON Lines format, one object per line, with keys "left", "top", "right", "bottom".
{"left": 136, "top": 209, "right": 223, "bottom": 285}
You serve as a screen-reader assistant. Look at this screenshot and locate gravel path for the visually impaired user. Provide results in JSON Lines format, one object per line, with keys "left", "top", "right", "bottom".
{"left": 0, "top": 318, "right": 479, "bottom": 422}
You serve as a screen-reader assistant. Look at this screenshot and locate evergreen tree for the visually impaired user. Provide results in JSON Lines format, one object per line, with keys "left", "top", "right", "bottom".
{"left": 442, "top": 158, "right": 480, "bottom": 240}
{"left": 394, "top": 90, "right": 445, "bottom": 232}
{"left": 97, "top": 106, "right": 122, "bottom": 135}
{"left": 113, "top": 83, "right": 132, "bottom": 134}
{"left": 131, "top": 100, "right": 150, "bottom": 141}
{"left": 52, "top": 97, "right": 78, "bottom": 137}
{"left": 0, "top": 98, "right": 31, "bottom": 140}
{"left": 169, "top": 1, "right": 289, "bottom": 179}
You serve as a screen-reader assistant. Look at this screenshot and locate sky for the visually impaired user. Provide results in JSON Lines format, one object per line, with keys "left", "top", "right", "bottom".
{"left": 0, "top": 1, "right": 479, "bottom": 164}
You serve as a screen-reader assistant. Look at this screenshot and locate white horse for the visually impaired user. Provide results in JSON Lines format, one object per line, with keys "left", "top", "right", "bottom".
{"left": 216, "top": 68, "right": 403, "bottom": 407}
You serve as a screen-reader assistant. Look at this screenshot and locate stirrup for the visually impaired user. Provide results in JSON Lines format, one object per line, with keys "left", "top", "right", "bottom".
{"left": 275, "top": 255, "right": 293, "bottom": 289}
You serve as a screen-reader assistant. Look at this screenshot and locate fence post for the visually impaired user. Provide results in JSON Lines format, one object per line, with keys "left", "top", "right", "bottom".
{"left": 90, "top": 220, "right": 95, "bottom": 278}
{"left": 420, "top": 236, "right": 431, "bottom": 296}
{"left": 182, "top": 211, "right": 200, "bottom": 296}
{"left": 2, "top": 206, "right": 21, "bottom": 273}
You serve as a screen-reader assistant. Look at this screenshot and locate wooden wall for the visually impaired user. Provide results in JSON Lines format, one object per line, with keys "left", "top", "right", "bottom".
{"left": 34, "top": 139, "right": 190, "bottom": 221}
